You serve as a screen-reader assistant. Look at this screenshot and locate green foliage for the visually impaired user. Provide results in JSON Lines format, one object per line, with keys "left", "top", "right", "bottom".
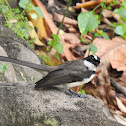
{"left": 107, "top": 0, "right": 118, "bottom": 10}
{"left": 114, "top": 0, "right": 126, "bottom": 21}
{"left": 55, "top": 52, "right": 60, "bottom": 60}
{"left": 19, "top": 0, "right": 44, "bottom": 18}
{"left": 48, "top": 34, "right": 63, "bottom": 54}
{"left": 0, "top": 0, "right": 5, "bottom": 4}
{"left": 78, "top": 86, "right": 86, "bottom": 94}
{"left": 44, "top": 117, "right": 58, "bottom": 126}
{"left": 0, "top": 1, "right": 31, "bottom": 40}
{"left": 1, "top": 5, "right": 9, "bottom": 13}
{"left": 0, "top": 0, "right": 44, "bottom": 41}
{"left": 89, "top": 43, "right": 97, "bottom": 54}
{"left": 78, "top": 12, "right": 98, "bottom": 35}
{"left": 77, "top": 0, "right": 113, "bottom": 54}
{"left": 80, "top": 36, "right": 87, "bottom": 43}
{"left": 0, "top": 63, "right": 8, "bottom": 75}
{"left": 113, "top": 0, "right": 126, "bottom": 38}
{"left": 95, "top": 30, "right": 109, "bottom": 40}
{"left": 40, "top": 55, "right": 49, "bottom": 62}
{"left": 114, "top": 24, "right": 126, "bottom": 38}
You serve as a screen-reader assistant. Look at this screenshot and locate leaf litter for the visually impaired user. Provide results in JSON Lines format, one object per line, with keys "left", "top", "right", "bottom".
{"left": 21, "top": 0, "right": 126, "bottom": 124}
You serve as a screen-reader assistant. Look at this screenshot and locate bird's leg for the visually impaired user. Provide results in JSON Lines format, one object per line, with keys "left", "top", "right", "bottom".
{"left": 65, "top": 89, "right": 87, "bottom": 98}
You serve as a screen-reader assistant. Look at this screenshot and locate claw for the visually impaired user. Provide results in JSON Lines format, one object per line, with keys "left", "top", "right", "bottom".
{"left": 66, "top": 89, "right": 87, "bottom": 98}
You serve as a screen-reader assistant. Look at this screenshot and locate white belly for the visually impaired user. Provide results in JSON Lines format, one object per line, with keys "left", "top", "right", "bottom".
{"left": 64, "top": 74, "right": 95, "bottom": 88}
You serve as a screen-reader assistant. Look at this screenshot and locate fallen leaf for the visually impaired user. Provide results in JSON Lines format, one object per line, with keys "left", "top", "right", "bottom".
{"left": 28, "top": 21, "right": 45, "bottom": 46}
{"left": 33, "top": 0, "right": 76, "bottom": 60}
{"left": 53, "top": 12, "right": 78, "bottom": 26}
{"left": 27, "top": 1, "right": 48, "bottom": 40}
{"left": 114, "top": 114, "right": 126, "bottom": 125}
{"left": 115, "top": 97, "right": 126, "bottom": 113}
{"left": 64, "top": 32, "right": 81, "bottom": 45}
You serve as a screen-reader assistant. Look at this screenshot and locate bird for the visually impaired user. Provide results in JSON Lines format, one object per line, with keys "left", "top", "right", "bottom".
{"left": 0, "top": 54, "right": 100, "bottom": 97}
{"left": 35, "top": 55, "right": 101, "bottom": 92}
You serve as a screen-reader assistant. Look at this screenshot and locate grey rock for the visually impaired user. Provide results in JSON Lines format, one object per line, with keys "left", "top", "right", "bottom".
{"left": 0, "top": 46, "right": 16, "bottom": 82}
{"left": 0, "top": 24, "right": 45, "bottom": 82}
{"left": 0, "top": 82, "right": 123, "bottom": 126}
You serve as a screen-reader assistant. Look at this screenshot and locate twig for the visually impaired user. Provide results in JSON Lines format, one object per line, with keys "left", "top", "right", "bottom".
{"left": 74, "top": 0, "right": 113, "bottom": 9}
{"left": 110, "top": 77, "right": 126, "bottom": 97}
{"left": 57, "top": 0, "right": 72, "bottom": 35}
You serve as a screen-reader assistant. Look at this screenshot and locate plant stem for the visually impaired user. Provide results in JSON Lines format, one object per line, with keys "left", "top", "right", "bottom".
{"left": 88, "top": 0, "right": 107, "bottom": 55}
{"left": 21, "top": 0, "right": 31, "bottom": 15}
{"left": 92, "top": 3, "right": 102, "bottom": 12}
{"left": 48, "top": 0, "right": 72, "bottom": 53}
{"left": 57, "top": 0, "right": 72, "bottom": 35}
{"left": 5, "top": 0, "right": 11, "bottom": 9}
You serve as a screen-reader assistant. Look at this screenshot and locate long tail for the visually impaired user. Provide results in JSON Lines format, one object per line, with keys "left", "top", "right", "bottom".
{"left": 0, "top": 56, "right": 57, "bottom": 72}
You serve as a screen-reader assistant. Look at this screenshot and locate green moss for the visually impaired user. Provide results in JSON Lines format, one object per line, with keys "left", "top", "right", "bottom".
{"left": 44, "top": 118, "right": 59, "bottom": 126}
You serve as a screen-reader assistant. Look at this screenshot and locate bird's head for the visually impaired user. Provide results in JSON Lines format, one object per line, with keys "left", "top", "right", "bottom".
{"left": 83, "top": 55, "right": 101, "bottom": 71}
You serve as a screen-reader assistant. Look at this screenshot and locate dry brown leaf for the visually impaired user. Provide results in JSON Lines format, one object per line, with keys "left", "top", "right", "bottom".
{"left": 92, "top": 38, "right": 126, "bottom": 72}
{"left": 79, "top": 38, "right": 126, "bottom": 112}
{"left": 33, "top": 0, "right": 75, "bottom": 61}
{"left": 63, "top": 23, "right": 77, "bottom": 33}
{"left": 36, "top": 50, "right": 62, "bottom": 66}
{"left": 27, "top": 1, "right": 48, "bottom": 40}
{"left": 118, "top": 72, "right": 126, "bottom": 88}
{"left": 114, "top": 114, "right": 126, "bottom": 125}
{"left": 86, "top": 38, "right": 126, "bottom": 90}
{"left": 119, "top": 97, "right": 126, "bottom": 106}
{"left": 53, "top": 13, "right": 78, "bottom": 26}
{"left": 103, "top": 9, "right": 113, "bottom": 18}
{"left": 92, "top": 38, "right": 126, "bottom": 88}
{"left": 28, "top": 21, "right": 44, "bottom": 46}
{"left": 116, "top": 97, "right": 126, "bottom": 113}
{"left": 64, "top": 33, "right": 81, "bottom": 45}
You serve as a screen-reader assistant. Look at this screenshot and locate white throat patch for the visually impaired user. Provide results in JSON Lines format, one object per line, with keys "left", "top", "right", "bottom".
{"left": 83, "top": 60, "right": 96, "bottom": 71}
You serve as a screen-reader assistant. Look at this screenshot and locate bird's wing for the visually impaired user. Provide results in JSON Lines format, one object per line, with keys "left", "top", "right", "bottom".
{"left": 35, "top": 69, "right": 95, "bottom": 88}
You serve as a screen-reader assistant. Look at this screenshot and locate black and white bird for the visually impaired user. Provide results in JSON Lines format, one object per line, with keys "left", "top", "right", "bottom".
{"left": 35, "top": 55, "right": 101, "bottom": 90}
{"left": 0, "top": 54, "right": 100, "bottom": 96}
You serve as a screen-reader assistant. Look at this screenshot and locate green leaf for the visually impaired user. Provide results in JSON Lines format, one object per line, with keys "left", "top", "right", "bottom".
{"left": 118, "top": 7, "right": 126, "bottom": 20}
{"left": 48, "top": 34, "right": 63, "bottom": 54}
{"left": 89, "top": 43, "right": 97, "bottom": 54}
{"left": 80, "top": 36, "right": 86, "bottom": 43}
{"left": 122, "top": 1, "right": 126, "bottom": 8}
{"left": 107, "top": 6, "right": 111, "bottom": 10}
{"left": 113, "top": 9, "right": 119, "bottom": 13}
{"left": 78, "top": 12, "right": 98, "bottom": 35}
{"left": 113, "top": 22, "right": 118, "bottom": 27}
{"left": 52, "top": 34, "right": 60, "bottom": 42}
{"left": 112, "top": 0, "right": 119, "bottom": 5}
{"left": 4, "top": 23, "right": 12, "bottom": 28}
{"left": 114, "top": 7, "right": 126, "bottom": 21}
{"left": 19, "top": 0, "right": 44, "bottom": 18}
{"left": 100, "top": 30, "right": 109, "bottom": 40}
{"left": 19, "top": 0, "right": 29, "bottom": 9}
{"left": 0, "top": 63, "right": 8, "bottom": 74}
{"left": 1, "top": 5, "right": 9, "bottom": 13}
{"left": 114, "top": 24, "right": 126, "bottom": 39}
{"left": 114, "top": 25, "right": 124, "bottom": 35}
{"left": 78, "top": 89, "right": 86, "bottom": 94}
{"left": 101, "top": 32, "right": 109, "bottom": 40}
{"left": 32, "top": 6, "right": 44, "bottom": 18}
{"left": 29, "top": 13, "right": 38, "bottom": 20}
{"left": 55, "top": 52, "right": 60, "bottom": 60}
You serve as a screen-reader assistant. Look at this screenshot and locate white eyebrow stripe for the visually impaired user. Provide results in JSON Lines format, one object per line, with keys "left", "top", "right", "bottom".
{"left": 93, "top": 55, "right": 97, "bottom": 60}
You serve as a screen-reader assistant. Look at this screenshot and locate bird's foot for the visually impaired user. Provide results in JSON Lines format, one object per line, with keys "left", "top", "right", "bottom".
{"left": 65, "top": 89, "right": 87, "bottom": 98}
